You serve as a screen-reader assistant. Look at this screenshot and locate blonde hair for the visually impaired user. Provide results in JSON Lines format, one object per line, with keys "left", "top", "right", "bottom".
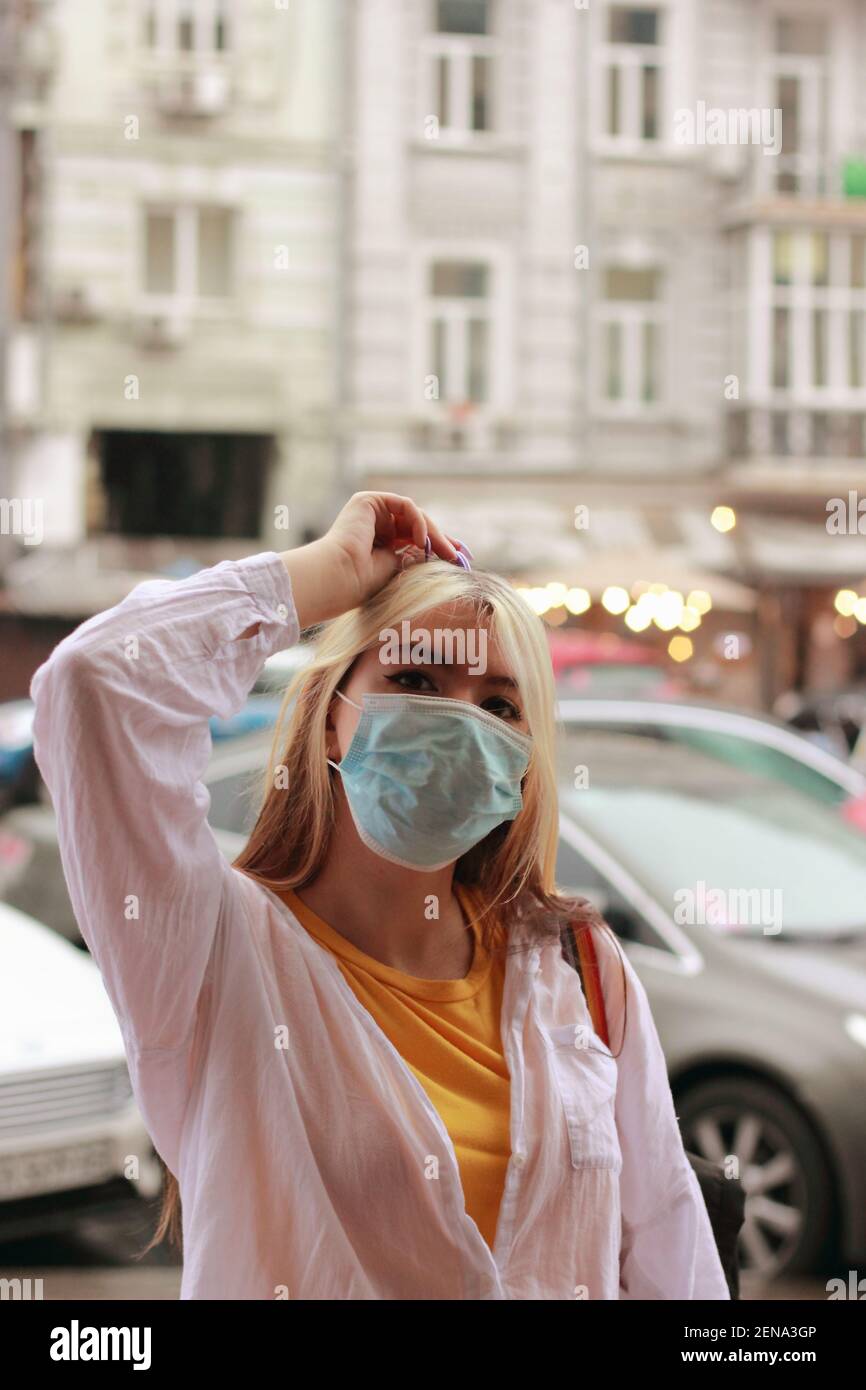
{"left": 143, "top": 559, "right": 623, "bottom": 1253}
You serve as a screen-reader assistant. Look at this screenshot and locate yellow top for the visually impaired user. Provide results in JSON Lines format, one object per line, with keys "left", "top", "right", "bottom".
{"left": 282, "top": 883, "right": 511, "bottom": 1252}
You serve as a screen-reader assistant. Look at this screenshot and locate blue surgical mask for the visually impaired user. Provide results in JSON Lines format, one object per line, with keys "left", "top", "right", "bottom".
{"left": 327, "top": 689, "right": 533, "bottom": 871}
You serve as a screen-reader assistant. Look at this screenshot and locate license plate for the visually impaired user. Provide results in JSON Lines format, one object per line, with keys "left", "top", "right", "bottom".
{"left": 0, "top": 1138, "right": 117, "bottom": 1200}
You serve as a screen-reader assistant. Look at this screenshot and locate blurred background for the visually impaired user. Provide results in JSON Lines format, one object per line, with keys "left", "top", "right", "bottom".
{"left": 1, "top": 0, "right": 866, "bottom": 1301}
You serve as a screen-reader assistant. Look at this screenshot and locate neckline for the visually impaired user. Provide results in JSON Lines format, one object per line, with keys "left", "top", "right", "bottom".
{"left": 273, "top": 881, "right": 495, "bottom": 1002}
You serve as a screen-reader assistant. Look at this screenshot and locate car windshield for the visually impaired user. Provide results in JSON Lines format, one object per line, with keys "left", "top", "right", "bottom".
{"left": 560, "top": 716, "right": 851, "bottom": 805}
{"left": 558, "top": 731, "right": 866, "bottom": 938}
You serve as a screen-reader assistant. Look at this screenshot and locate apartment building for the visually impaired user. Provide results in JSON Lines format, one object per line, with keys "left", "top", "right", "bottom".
{"left": 4, "top": 0, "right": 343, "bottom": 618}
{"left": 4, "top": 0, "right": 866, "bottom": 702}
{"left": 345, "top": 0, "right": 866, "bottom": 701}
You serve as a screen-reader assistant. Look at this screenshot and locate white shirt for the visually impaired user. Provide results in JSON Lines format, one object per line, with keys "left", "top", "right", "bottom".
{"left": 30, "top": 551, "right": 731, "bottom": 1300}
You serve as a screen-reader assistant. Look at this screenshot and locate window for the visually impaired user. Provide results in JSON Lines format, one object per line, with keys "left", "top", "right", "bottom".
{"left": 143, "top": 205, "right": 234, "bottom": 304}
{"left": 766, "top": 13, "right": 829, "bottom": 194}
{"left": 555, "top": 834, "right": 669, "bottom": 951}
{"left": 423, "top": 0, "right": 498, "bottom": 138}
{"left": 600, "top": 4, "right": 667, "bottom": 144}
{"left": 766, "top": 229, "right": 866, "bottom": 398}
{"left": 96, "top": 430, "right": 270, "bottom": 540}
{"left": 424, "top": 260, "right": 492, "bottom": 404}
{"left": 142, "top": 0, "right": 231, "bottom": 55}
{"left": 596, "top": 265, "right": 666, "bottom": 409}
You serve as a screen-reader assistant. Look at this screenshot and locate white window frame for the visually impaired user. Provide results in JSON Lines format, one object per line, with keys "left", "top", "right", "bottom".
{"left": 140, "top": 203, "right": 236, "bottom": 316}
{"left": 410, "top": 241, "right": 512, "bottom": 416}
{"left": 419, "top": 0, "right": 501, "bottom": 143}
{"left": 592, "top": 0, "right": 687, "bottom": 155}
{"left": 593, "top": 263, "right": 669, "bottom": 416}
{"left": 749, "top": 226, "right": 866, "bottom": 406}
{"left": 760, "top": 8, "right": 831, "bottom": 197}
{"left": 141, "top": 0, "right": 232, "bottom": 56}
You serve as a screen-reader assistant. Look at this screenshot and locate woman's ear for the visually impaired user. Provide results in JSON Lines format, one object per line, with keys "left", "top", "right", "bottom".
{"left": 324, "top": 692, "right": 341, "bottom": 762}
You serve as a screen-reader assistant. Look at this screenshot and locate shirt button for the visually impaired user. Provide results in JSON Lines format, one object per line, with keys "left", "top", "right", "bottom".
{"left": 513, "top": 1151, "right": 526, "bottom": 1168}
{"left": 275, "top": 603, "right": 289, "bottom": 621}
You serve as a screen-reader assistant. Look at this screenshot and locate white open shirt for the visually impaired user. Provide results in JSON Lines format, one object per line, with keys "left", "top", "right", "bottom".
{"left": 30, "top": 551, "right": 730, "bottom": 1300}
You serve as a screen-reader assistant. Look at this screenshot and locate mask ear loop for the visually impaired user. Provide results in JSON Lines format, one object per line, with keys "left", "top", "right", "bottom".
{"left": 327, "top": 688, "right": 363, "bottom": 771}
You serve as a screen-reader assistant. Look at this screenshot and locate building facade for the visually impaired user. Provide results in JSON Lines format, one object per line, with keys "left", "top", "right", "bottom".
{"left": 4, "top": 0, "right": 866, "bottom": 706}
{"left": 4, "top": 0, "right": 343, "bottom": 618}
{"left": 344, "top": 0, "right": 866, "bottom": 704}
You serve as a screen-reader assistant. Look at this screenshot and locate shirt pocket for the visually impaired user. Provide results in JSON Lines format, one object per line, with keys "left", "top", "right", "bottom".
{"left": 546, "top": 1022, "right": 623, "bottom": 1172}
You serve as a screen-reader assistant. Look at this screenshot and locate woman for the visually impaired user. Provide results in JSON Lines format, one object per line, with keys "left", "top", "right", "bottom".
{"left": 30, "top": 491, "right": 729, "bottom": 1301}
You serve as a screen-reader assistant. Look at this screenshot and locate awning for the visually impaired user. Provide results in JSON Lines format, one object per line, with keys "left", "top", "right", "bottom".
{"left": 420, "top": 498, "right": 755, "bottom": 611}
{"left": 735, "top": 516, "right": 866, "bottom": 586}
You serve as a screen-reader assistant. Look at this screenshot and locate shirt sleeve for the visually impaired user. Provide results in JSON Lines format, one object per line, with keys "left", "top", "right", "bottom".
{"left": 594, "top": 929, "right": 732, "bottom": 1300}
{"left": 29, "top": 551, "right": 300, "bottom": 1064}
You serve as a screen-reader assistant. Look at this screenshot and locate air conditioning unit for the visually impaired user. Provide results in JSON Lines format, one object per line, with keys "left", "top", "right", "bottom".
{"left": 52, "top": 284, "right": 105, "bottom": 323}
{"left": 134, "top": 308, "right": 190, "bottom": 349}
{"left": 157, "top": 66, "right": 230, "bottom": 117}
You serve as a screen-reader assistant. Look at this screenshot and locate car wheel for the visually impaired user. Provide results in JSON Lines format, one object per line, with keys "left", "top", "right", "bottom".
{"left": 677, "top": 1077, "right": 835, "bottom": 1279}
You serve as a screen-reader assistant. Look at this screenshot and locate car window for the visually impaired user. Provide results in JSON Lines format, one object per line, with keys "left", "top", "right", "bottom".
{"left": 558, "top": 732, "right": 866, "bottom": 938}
{"left": 564, "top": 719, "right": 847, "bottom": 805}
{"left": 556, "top": 831, "right": 670, "bottom": 951}
{"left": 655, "top": 725, "right": 847, "bottom": 805}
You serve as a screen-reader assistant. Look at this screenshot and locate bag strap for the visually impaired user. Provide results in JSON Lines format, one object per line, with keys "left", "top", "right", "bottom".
{"left": 560, "top": 919, "right": 611, "bottom": 1049}
{"left": 560, "top": 917, "right": 745, "bottom": 1297}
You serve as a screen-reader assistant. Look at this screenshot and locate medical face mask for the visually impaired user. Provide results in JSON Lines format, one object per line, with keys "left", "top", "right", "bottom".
{"left": 327, "top": 689, "right": 533, "bottom": 871}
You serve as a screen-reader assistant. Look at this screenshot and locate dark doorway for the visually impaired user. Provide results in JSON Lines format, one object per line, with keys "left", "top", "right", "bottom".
{"left": 96, "top": 430, "right": 272, "bottom": 538}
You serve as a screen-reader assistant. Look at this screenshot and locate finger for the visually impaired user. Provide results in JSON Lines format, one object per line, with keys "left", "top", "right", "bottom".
{"left": 366, "top": 493, "right": 459, "bottom": 563}
{"left": 372, "top": 506, "right": 396, "bottom": 549}
{"left": 369, "top": 493, "right": 426, "bottom": 551}
{"left": 447, "top": 534, "right": 474, "bottom": 560}
{"left": 420, "top": 511, "right": 459, "bottom": 563}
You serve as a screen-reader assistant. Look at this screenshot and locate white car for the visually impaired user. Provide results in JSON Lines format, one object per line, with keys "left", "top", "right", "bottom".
{"left": 0, "top": 900, "right": 162, "bottom": 1235}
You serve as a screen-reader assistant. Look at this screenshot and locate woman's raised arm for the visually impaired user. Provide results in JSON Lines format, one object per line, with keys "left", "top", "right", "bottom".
{"left": 30, "top": 552, "right": 300, "bottom": 1059}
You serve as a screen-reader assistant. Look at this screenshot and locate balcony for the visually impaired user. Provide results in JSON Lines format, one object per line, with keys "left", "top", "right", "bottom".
{"left": 726, "top": 405, "right": 866, "bottom": 463}
{"left": 409, "top": 411, "right": 517, "bottom": 456}
{"left": 725, "top": 147, "right": 866, "bottom": 226}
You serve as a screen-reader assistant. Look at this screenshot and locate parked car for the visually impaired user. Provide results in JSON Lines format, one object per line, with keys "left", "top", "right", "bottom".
{"left": 557, "top": 696, "right": 866, "bottom": 828}
{"left": 774, "top": 685, "right": 866, "bottom": 767}
{"left": 209, "top": 644, "right": 315, "bottom": 740}
{"left": 0, "top": 700, "right": 40, "bottom": 809}
{"left": 548, "top": 632, "right": 684, "bottom": 700}
{"left": 252, "top": 644, "right": 315, "bottom": 694}
{"left": 0, "top": 900, "right": 162, "bottom": 1239}
{"left": 0, "top": 757, "right": 261, "bottom": 948}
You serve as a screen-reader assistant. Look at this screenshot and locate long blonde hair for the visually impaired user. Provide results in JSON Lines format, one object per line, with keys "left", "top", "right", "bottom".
{"left": 143, "top": 559, "right": 624, "bottom": 1252}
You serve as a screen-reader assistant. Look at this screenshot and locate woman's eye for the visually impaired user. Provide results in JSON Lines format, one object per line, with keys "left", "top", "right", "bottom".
{"left": 385, "top": 670, "right": 437, "bottom": 692}
{"left": 483, "top": 696, "right": 523, "bottom": 722}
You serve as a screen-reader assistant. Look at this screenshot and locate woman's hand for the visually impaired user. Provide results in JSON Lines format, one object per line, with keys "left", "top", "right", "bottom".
{"left": 280, "top": 492, "right": 460, "bottom": 628}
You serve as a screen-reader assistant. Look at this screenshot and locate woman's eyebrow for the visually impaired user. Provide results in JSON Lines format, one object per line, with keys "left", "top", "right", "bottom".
{"left": 482, "top": 674, "right": 520, "bottom": 690}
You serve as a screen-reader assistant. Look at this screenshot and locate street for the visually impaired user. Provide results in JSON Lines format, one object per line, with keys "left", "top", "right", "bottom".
{"left": 0, "top": 1211, "right": 838, "bottom": 1300}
